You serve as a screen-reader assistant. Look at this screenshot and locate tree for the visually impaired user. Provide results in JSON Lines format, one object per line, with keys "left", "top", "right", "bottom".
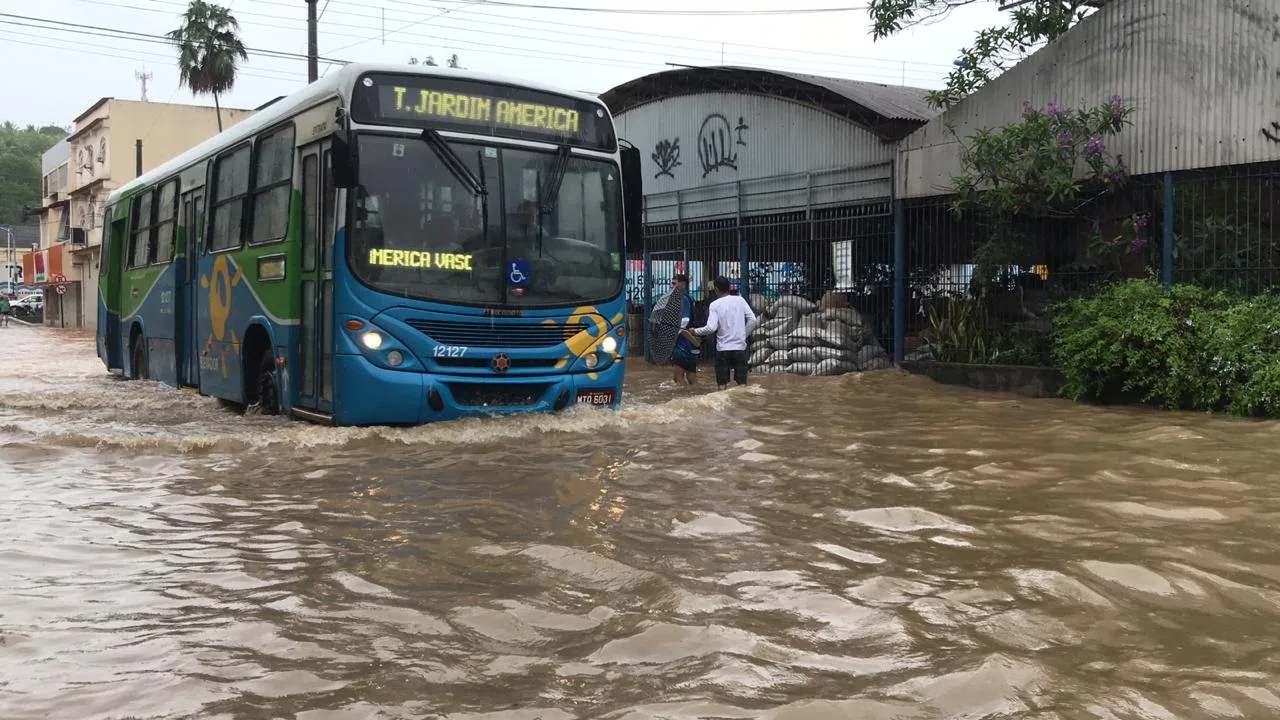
{"left": 0, "top": 123, "right": 67, "bottom": 226}
{"left": 949, "top": 95, "right": 1136, "bottom": 287}
{"left": 867, "top": 0, "right": 1097, "bottom": 110}
{"left": 166, "top": 0, "right": 248, "bottom": 132}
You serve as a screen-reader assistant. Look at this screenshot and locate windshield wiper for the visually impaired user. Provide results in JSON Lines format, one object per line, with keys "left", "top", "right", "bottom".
{"left": 538, "top": 144, "right": 572, "bottom": 217}
{"left": 422, "top": 129, "right": 486, "bottom": 197}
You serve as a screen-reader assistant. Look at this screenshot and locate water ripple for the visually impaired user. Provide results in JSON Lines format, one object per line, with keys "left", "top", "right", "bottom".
{"left": 2, "top": 327, "right": 1280, "bottom": 718}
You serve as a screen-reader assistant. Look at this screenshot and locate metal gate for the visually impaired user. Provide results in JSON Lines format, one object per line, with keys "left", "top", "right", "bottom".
{"left": 636, "top": 162, "right": 898, "bottom": 355}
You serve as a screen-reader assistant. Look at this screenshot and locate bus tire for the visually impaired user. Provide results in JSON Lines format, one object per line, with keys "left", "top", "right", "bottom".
{"left": 131, "top": 334, "right": 148, "bottom": 381}
{"left": 245, "top": 349, "right": 280, "bottom": 416}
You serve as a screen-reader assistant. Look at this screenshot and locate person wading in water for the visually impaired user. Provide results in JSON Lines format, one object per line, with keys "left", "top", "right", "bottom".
{"left": 691, "top": 276, "right": 758, "bottom": 389}
{"left": 668, "top": 274, "right": 701, "bottom": 385}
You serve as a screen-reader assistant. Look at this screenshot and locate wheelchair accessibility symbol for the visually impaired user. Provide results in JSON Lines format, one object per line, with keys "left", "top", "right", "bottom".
{"left": 507, "top": 258, "right": 531, "bottom": 288}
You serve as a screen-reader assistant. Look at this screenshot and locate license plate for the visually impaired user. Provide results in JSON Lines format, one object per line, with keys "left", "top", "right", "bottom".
{"left": 576, "top": 389, "right": 615, "bottom": 406}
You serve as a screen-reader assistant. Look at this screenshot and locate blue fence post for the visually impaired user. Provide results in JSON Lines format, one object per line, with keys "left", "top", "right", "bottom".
{"left": 737, "top": 180, "right": 749, "bottom": 298}
{"left": 892, "top": 195, "right": 906, "bottom": 365}
{"left": 1162, "top": 171, "right": 1174, "bottom": 288}
{"left": 642, "top": 248, "right": 653, "bottom": 363}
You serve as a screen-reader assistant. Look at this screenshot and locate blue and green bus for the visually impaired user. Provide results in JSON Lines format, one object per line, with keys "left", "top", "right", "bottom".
{"left": 97, "top": 62, "right": 643, "bottom": 426}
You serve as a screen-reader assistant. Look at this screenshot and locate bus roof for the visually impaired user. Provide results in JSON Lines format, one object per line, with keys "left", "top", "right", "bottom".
{"left": 107, "top": 61, "right": 609, "bottom": 205}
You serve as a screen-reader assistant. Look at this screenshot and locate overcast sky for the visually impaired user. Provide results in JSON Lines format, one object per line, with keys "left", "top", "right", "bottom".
{"left": 0, "top": 0, "right": 1008, "bottom": 129}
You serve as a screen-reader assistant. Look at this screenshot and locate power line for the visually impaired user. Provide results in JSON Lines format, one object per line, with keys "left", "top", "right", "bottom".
{"left": 0, "top": 30, "right": 303, "bottom": 84}
{"left": 419, "top": 0, "right": 869, "bottom": 15}
{"left": 68, "top": 1, "right": 677, "bottom": 73}
{"left": 324, "top": 0, "right": 483, "bottom": 54}
{"left": 72, "top": 1, "right": 664, "bottom": 74}
{"left": 0, "top": 12, "right": 351, "bottom": 66}
{"left": 99, "top": 0, "right": 945, "bottom": 85}
{"left": 334, "top": 0, "right": 953, "bottom": 70}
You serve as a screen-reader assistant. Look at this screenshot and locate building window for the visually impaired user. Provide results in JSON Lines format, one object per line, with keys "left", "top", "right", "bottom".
{"left": 250, "top": 124, "right": 296, "bottom": 245}
{"left": 153, "top": 180, "right": 178, "bottom": 264}
{"left": 209, "top": 143, "right": 252, "bottom": 252}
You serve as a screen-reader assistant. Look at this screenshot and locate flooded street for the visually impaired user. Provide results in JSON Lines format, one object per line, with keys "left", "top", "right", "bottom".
{"left": 4, "top": 326, "right": 1280, "bottom": 719}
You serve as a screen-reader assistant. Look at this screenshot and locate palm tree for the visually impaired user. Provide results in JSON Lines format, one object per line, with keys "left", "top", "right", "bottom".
{"left": 166, "top": 0, "right": 247, "bottom": 132}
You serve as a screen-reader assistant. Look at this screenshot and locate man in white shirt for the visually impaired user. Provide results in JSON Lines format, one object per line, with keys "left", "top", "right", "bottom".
{"left": 692, "top": 276, "right": 759, "bottom": 389}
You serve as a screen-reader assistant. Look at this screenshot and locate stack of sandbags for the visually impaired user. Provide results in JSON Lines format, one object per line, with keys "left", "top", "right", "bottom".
{"left": 746, "top": 292, "right": 892, "bottom": 376}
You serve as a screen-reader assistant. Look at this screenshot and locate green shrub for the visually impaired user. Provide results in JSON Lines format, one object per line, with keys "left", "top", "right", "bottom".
{"left": 1198, "top": 294, "right": 1280, "bottom": 416}
{"left": 1053, "top": 278, "right": 1280, "bottom": 416}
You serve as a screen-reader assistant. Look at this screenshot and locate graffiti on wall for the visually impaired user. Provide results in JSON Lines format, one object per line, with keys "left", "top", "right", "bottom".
{"left": 697, "top": 114, "right": 750, "bottom": 178}
{"left": 647, "top": 113, "right": 752, "bottom": 181}
{"left": 651, "top": 138, "right": 682, "bottom": 178}
{"left": 1263, "top": 121, "right": 1280, "bottom": 143}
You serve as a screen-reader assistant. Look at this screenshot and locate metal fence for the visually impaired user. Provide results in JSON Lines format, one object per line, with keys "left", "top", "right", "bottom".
{"left": 1169, "top": 162, "right": 1280, "bottom": 294}
{"left": 631, "top": 163, "right": 896, "bottom": 360}
{"left": 629, "top": 160, "right": 1280, "bottom": 366}
{"left": 898, "top": 161, "right": 1280, "bottom": 365}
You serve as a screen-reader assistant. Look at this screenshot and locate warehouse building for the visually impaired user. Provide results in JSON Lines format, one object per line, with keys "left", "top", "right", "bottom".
{"left": 601, "top": 66, "right": 937, "bottom": 354}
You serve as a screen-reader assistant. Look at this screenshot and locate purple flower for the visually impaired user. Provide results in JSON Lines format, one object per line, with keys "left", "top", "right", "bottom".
{"left": 1047, "top": 102, "right": 1063, "bottom": 118}
{"left": 1133, "top": 213, "right": 1149, "bottom": 230}
{"left": 1022, "top": 100, "right": 1036, "bottom": 118}
{"left": 1058, "top": 131, "right": 1073, "bottom": 147}
{"left": 1130, "top": 236, "right": 1147, "bottom": 253}
{"left": 1086, "top": 137, "right": 1106, "bottom": 155}
{"left": 1110, "top": 94, "right": 1125, "bottom": 120}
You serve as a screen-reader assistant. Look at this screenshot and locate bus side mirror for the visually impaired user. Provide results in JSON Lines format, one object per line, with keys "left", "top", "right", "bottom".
{"left": 619, "top": 140, "right": 643, "bottom": 255}
{"left": 331, "top": 130, "right": 358, "bottom": 189}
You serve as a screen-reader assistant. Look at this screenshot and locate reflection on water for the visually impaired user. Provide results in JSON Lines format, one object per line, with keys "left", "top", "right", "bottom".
{"left": 3, "top": 326, "right": 1280, "bottom": 719}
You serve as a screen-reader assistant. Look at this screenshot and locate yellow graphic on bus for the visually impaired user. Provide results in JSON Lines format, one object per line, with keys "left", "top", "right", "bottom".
{"left": 391, "top": 87, "right": 581, "bottom": 134}
{"left": 200, "top": 254, "right": 244, "bottom": 379}
{"left": 368, "top": 248, "right": 473, "bottom": 271}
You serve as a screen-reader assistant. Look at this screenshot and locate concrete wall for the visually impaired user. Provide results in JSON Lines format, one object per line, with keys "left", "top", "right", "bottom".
{"left": 106, "top": 99, "right": 255, "bottom": 184}
{"left": 896, "top": 0, "right": 1280, "bottom": 199}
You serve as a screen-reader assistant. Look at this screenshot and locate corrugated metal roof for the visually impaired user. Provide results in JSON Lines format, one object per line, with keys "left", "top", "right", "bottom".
{"left": 601, "top": 65, "right": 938, "bottom": 140}
{"left": 896, "top": 0, "right": 1280, "bottom": 198}
{"left": 760, "top": 67, "right": 938, "bottom": 123}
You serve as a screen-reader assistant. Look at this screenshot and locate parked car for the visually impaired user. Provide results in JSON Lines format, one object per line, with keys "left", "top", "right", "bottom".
{"left": 11, "top": 294, "right": 42, "bottom": 317}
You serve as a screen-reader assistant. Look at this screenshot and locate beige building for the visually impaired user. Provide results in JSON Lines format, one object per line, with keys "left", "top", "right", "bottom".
{"left": 36, "top": 97, "right": 255, "bottom": 328}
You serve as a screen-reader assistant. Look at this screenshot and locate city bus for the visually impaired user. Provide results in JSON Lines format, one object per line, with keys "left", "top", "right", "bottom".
{"left": 97, "top": 62, "right": 643, "bottom": 426}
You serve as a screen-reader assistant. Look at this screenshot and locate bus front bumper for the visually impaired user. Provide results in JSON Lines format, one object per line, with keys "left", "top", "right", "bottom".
{"left": 331, "top": 353, "right": 625, "bottom": 426}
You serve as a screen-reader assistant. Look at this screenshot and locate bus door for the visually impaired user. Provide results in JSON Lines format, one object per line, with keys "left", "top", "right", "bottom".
{"left": 177, "top": 189, "right": 205, "bottom": 388}
{"left": 101, "top": 214, "right": 128, "bottom": 370}
{"left": 297, "top": 140, "right": 335, "bottom": 413}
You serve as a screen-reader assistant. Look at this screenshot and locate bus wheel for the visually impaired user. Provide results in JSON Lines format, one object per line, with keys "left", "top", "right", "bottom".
{"left": 131, "top": 336, "right": 148, "bottom": 381}
{"left": 245, "top": 350, "right": 280, "bottom": 416}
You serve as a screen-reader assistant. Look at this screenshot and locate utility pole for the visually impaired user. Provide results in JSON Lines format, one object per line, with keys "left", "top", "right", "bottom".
{"left": 135, "top": 69, "right": 152, "bottom": 101}
{"left": 306, "top": 0, "right": 318, "bottom": 83}
{"left": 1, "top": 225, "right": 12, "bottom": 295}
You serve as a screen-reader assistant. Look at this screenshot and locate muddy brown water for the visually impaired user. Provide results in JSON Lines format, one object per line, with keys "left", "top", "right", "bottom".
{"left": 2, "top": 326, "right": 1280, "bottom": 719}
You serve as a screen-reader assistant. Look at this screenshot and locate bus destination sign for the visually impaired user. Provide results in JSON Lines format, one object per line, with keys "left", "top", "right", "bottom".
{"left": 351, "top": 73, "right": 616, "bottom": 152}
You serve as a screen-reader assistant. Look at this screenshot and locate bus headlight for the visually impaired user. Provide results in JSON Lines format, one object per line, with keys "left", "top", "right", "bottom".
{"left": 600, "top": 335, "right": 618, "bottom": 354}
{"left": 387, "top": 350, "right": 404, "bottom": 367}
{"left": 584, "top": 352, "right": 600, "bottom": 370}
{"left": 361, "top": 331, "right": 384, "bottom": 350}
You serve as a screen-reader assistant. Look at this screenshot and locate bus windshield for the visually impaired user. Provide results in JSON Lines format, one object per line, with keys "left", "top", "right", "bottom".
{"left": 348, "top": 134, "right": 623, "bottom": 308}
